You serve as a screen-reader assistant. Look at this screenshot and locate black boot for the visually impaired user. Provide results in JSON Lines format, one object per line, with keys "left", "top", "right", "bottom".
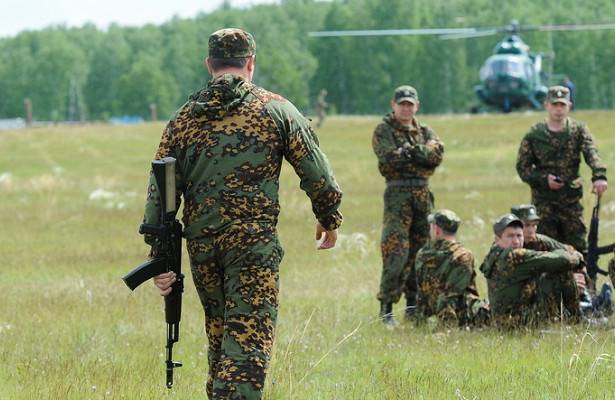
{"left": 379, "top": 302, "right": 398, "bottom": 327}
{"left": 404, "top": 297, "right": 416, "bottom": 320}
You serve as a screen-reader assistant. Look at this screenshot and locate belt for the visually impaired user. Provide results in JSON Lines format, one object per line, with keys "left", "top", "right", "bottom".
{"left": 386, "top": 178, "right": 428, "bottom": 188}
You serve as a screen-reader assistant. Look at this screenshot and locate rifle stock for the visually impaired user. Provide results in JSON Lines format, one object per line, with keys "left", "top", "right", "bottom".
{"left": 122, "top": 157, "right": 184, "bottom": 389}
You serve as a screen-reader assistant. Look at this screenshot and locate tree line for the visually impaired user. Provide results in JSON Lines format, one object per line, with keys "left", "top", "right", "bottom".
{"left": 1, "top": 0, "right": 615, "bottom": 121}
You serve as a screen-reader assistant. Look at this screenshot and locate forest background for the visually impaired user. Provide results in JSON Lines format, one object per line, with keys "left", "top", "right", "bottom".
{"left": 2, "top": 0, "right": 615, "bottom": 122}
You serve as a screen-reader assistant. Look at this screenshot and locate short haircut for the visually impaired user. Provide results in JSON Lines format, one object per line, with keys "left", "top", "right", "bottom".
{"left": 208, "top": 57, "right": 249, "bottom": 71}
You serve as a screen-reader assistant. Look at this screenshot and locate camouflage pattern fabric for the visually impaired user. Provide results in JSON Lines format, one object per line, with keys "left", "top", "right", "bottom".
{"left": 480, "top": 245, "right": 582, "bottom": 330}
{"left": 208, "top": 28, "right": 256, "bottom": 58}
{"left": 187, "top": 223, "right": 282, "bottom": 398}
{"left": 415, "top": 239, "right": 486, "bottom": 327}
{"left": 524, "top": 233, "right": 581, "bottom": 321}
{"left": 373, "top": 113, "right": 443, "bottom": 305}
{"left": 143, "top": 73, "right": 342, "bottom": 399}
{"left": 377, "top": 186, "right": 432, "bottom": 303}
{"left": 372, "top": 113, "right": 444, "bottom": 181}
{"left": 516, "top": 118, "right": 607, "bottom": 251}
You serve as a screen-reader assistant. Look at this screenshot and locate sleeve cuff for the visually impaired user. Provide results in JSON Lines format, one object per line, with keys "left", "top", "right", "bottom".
{"left": 318, "top": 210, "right": 343, "bottom": 231}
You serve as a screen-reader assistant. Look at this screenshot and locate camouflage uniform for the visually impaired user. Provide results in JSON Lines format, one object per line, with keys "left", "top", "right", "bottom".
{"left": 372, "top": 93, "right": 444, "bottom": 307}
{"left": 144, "top": 29, "right": 342, "bottom": 399}
{"left": 415, "top": 239, "right": 484, "bottom": 327}
{"left": 480, "top": 245, "right": 582, "bottom": 330}
{"left": 516, "top": 114, "right": 607, "bottom": 252}
{"left": 524, "top": 233, "right": 581, "bottom": 321}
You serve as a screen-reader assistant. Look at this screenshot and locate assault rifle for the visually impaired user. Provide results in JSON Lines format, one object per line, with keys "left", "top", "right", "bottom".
{"left": 586, "top": 193, "right": 615, "bottom": 282}
{"left": 122, "top": 157, "right": 184, "bottom": 389}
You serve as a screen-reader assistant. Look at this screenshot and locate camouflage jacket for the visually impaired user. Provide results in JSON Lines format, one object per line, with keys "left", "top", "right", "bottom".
{"left": 480, "top": 245, "right": 581, "bottom": 328}
{"left": 525, "top": 233, "right": 572, "bottom": 252}
{"left": 516, "top": 118, "right": 607, "bottom": 203}
{"left": 143, "top": 74, "right": 343, "bottom": 239}
{"left": 372, "top": 113, "right": 444, "bottom": 181}
{"left": 415, "top": 239, "right": 481, "bottom": 325}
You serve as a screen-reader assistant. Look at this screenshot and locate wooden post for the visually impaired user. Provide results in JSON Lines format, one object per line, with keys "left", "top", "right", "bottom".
{"left": 24, "top": 98, "right": 33, "bottom": 125}
{"left": 149, "top": 103, "right": 158, "bottom": 121}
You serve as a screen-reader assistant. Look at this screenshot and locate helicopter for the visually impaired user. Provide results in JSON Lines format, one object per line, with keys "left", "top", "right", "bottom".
{"left": 309, "top": 21, "right": 615, "bottom": 112}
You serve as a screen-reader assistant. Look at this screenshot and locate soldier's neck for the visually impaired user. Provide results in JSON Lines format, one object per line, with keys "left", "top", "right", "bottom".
{"left": 546, "top": 118, "right": 567, "bottom": 133}
{"left": 212, "top": 68, "right": 252, "bottom": 83}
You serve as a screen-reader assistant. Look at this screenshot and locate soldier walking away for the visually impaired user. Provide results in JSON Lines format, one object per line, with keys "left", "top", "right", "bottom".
{"left": 315, "top": 88, "right": 328, "bottom": 128}
{"left": 516, "top": 85, "right": 608, "bottom": 255}
{"left": 145, "top": 28, "right": 343, "bottom": 399}
{"left": 414, "top": 210, "right": 489, "bottom": 328}
{"left": 480, "top": 214, "right": 583, "bottom": 330}
{"left": 372, "top": 85, "right": 444, "bottom": 327}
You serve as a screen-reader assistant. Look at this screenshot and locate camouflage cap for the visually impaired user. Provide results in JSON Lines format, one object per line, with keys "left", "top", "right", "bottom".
{"left": 547, "top": 85, "right": 570, "bottom": 104}
{"left": 428, "top": 209, "right": 461, "bottom": 233}
{"left": 208, "top": 28, "right": 256, "bottom": 59}
{"left": 510, "top": 204, "right": 541, "bottom": 222}
{"left": 493, "top": 213, "right": 524, "bottom": 236}
{"left": 394, "top": 85, "right": 419, "bottom": 104}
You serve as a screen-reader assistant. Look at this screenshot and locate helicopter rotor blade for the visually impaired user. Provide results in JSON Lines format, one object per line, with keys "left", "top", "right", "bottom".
{"left": 439, "top": 30, "right": 499, "bottom": 40}
{"left": 308, "top": 27, "right": 478, "bottom": 38}
{"left": 520, "top": 23, "right": 615, "bottom": 33}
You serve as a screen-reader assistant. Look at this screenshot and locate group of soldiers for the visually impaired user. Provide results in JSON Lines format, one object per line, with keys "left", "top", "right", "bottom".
{"left": 141, "top": 27, "right": 614, "bottom": 398}
{"left": 373, "top": 84, "right": 615, "bottom": 330}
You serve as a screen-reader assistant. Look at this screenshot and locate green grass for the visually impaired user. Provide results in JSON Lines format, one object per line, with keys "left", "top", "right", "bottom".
{"left": 1, "top": 111, "right": 614, "bottom": 399}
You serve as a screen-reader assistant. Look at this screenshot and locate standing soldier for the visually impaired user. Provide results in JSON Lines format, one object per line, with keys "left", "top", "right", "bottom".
{"left": 480, "top": 214, "right": 583, "bottom": 330}
{"left": 415, "top": 209, "right": 488, "bottom": 328}
{"left": 147, "top": 28, "right": 343, "bottom": 399}
{"left": 516, "top": 85, "right": 608, "bottom": 255}
{"left": 372, "top": 85, "right": 444, "bottom": 326}
{"left": 315, "top": 88, "right": 328, "bottom": 128}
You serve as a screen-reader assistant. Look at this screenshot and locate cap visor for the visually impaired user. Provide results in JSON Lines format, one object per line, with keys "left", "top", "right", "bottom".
{"left": 549, "top": 99, "right": 569, "bottom": 105}
{"left": 396, "top": 97, "right": 417, "bottom": 104}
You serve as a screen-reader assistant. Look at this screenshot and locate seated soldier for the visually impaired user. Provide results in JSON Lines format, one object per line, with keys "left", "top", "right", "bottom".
{"left": 511, "top": 204, "right": 613, "bottom": 321}
{"left": 480, "top": 214, "right": 583, "bottom": 330}
{"left": 510, "top": 204, "right": 581, "bottom": 321}
{"left": 414, "top": 209, "right": 488, "bottom": 328}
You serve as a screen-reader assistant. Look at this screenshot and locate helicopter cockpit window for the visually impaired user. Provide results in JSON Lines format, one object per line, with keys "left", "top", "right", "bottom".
{"left": 481, "top": 58, "right": 528, "bottom": 80}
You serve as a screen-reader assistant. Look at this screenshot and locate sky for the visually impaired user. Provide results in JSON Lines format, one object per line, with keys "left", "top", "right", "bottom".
{"left": 0, "top": 0, "right": 280, "bottom": 38}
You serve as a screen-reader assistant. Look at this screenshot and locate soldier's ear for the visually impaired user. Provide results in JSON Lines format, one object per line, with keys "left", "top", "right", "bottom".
{"left": 205, "top": 58, "right": 213, "bottom": 75}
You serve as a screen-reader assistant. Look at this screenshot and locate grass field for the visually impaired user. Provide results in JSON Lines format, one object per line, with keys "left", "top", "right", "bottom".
{"left": 1, "top": 111, "right": 614, "bottom": 399}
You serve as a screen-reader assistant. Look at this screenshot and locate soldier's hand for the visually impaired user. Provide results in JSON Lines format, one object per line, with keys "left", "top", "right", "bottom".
{"left": 548, "top": 174, "right": 564, "bottom": 190}
{"left": 573, "top": 273, "right": 587, "bottom": 291}
{"left": 315, "top": 223, "right": 337, "bottom": 250}
{"left": 154, "top": 271, "right": 176, "bottom": 296}
{"left": 592, "top": 179, "right": 608, "bottom": 195}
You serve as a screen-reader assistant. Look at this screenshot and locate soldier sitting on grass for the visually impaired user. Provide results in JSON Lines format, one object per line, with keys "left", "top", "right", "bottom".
{"left": 511, "top": 204, "right": 613, "bottom": 323}
{"left": 480, "top": 214, "right": 583, "bottom": 330}
{"left": 414, "top": 209, "right": 489, "bottom": 328}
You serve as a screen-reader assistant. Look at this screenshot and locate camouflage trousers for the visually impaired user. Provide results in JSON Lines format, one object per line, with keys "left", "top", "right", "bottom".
{"left": 610, "top": 256, "right": 615, "bottom": 287}
{"left": 377, "top": 186, "right": 432, "bottom": 304}
{"left": 537, "top": 271, "right": 580, "bottom": 322}
{"left": 187, "top": 222, "right": 284, "bottom": 400}
{"left": 534, "top": 198, "right": 587, "bottom": 253}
